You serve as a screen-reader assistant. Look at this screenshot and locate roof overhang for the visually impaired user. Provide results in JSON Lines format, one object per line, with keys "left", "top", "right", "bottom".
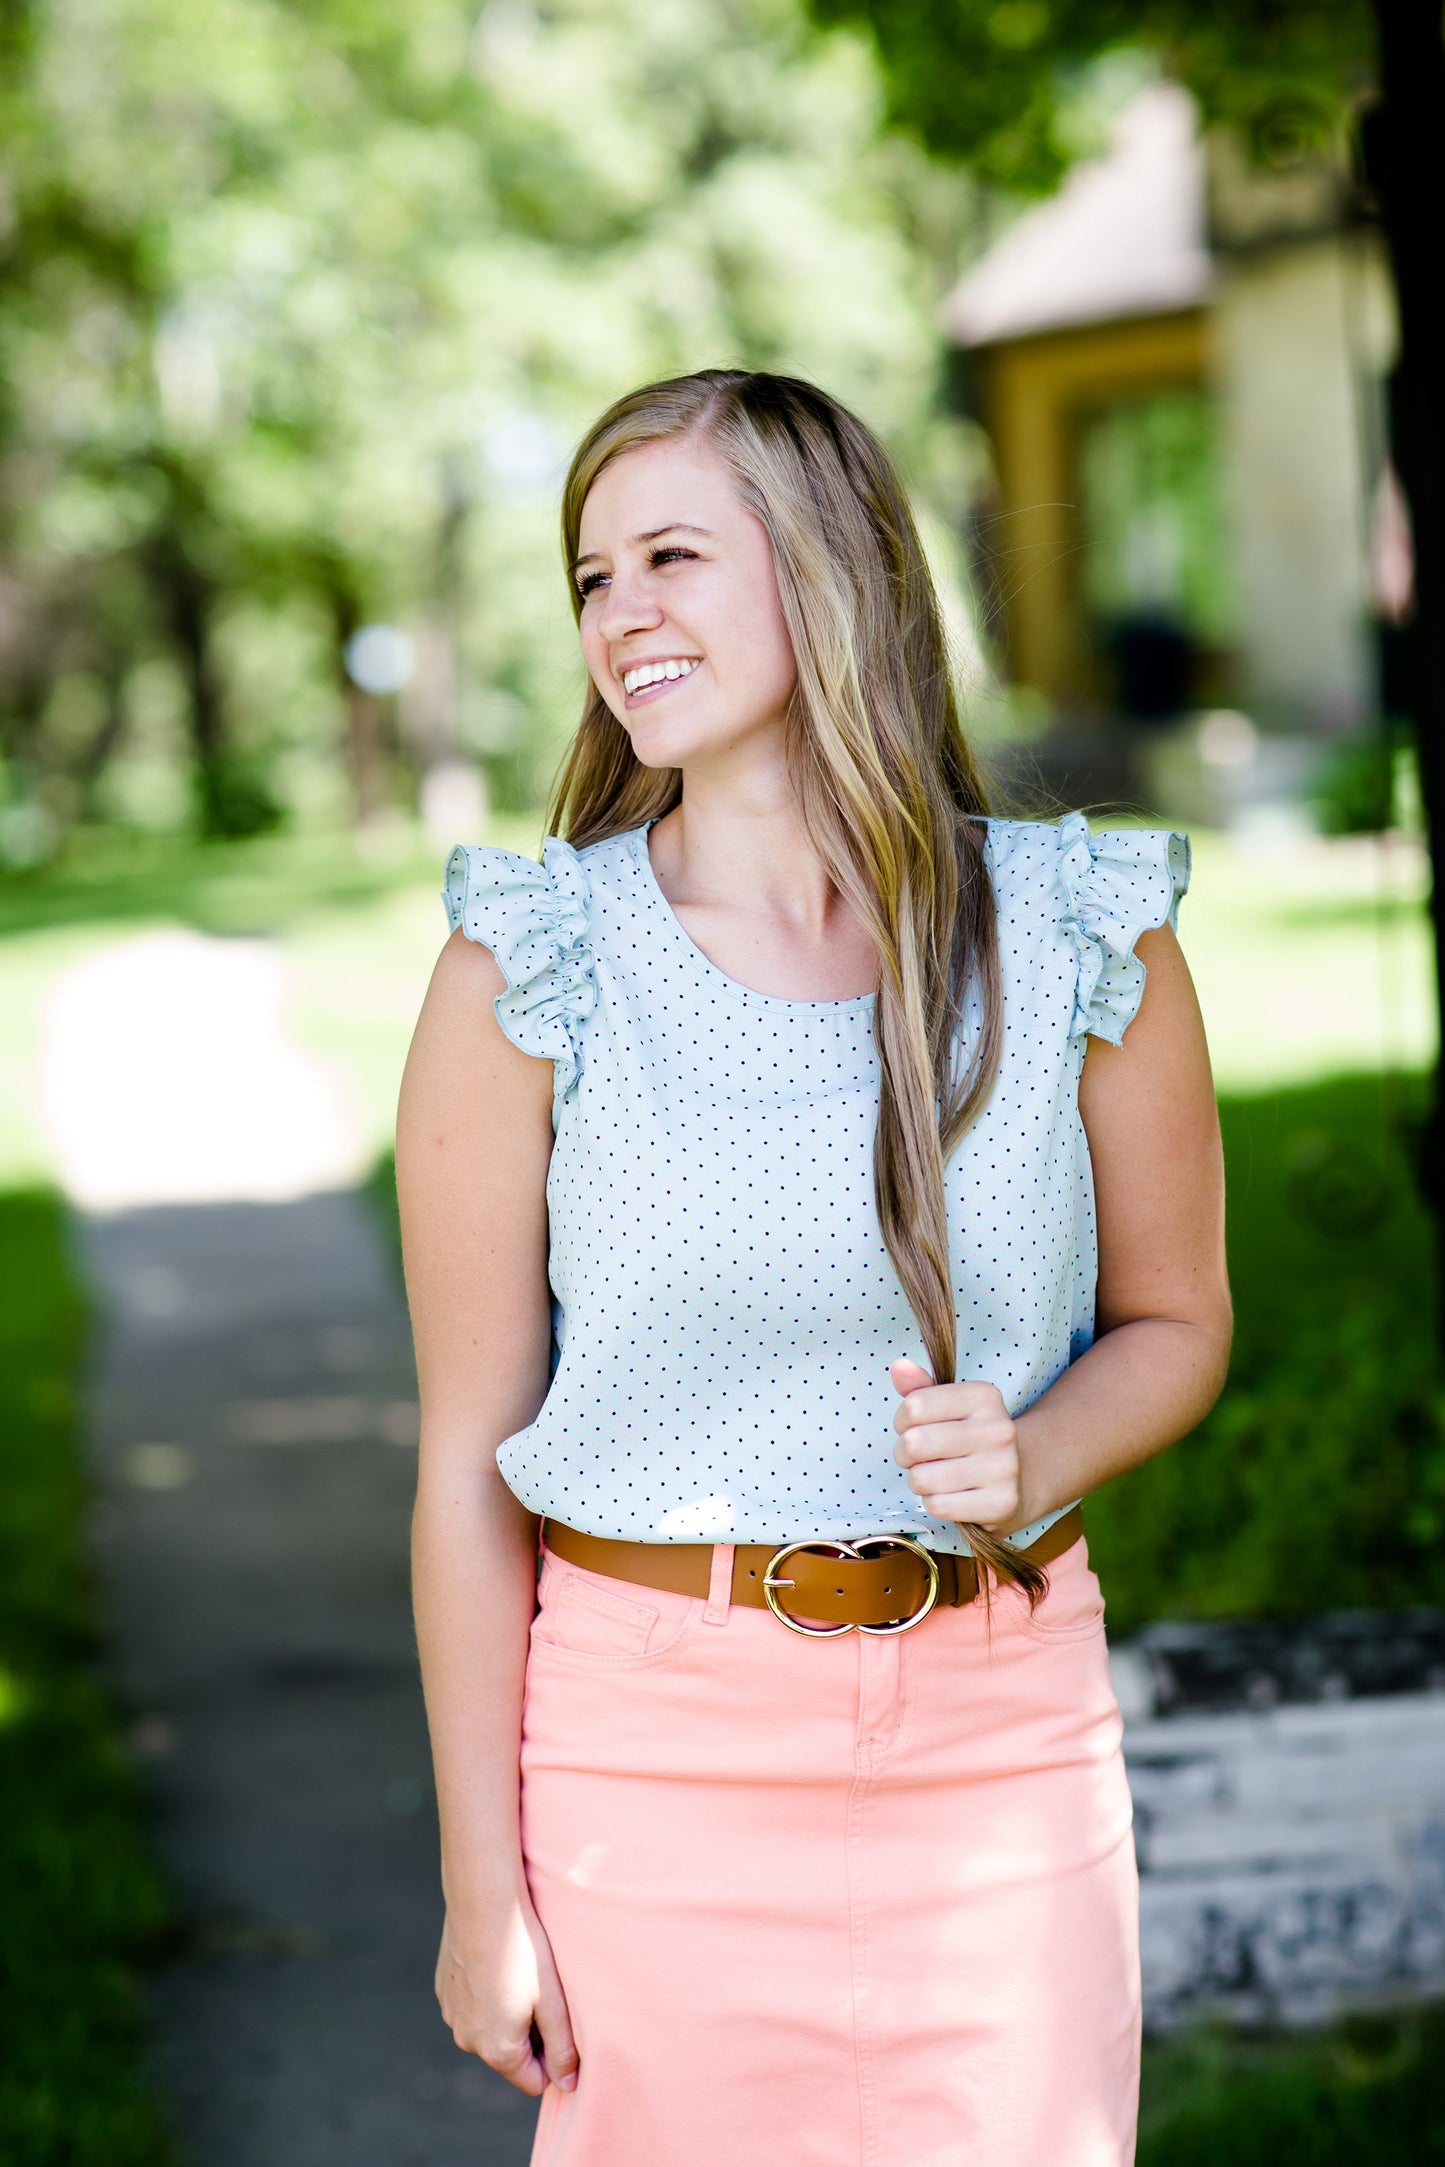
{"left": 945, "top": 83, "right": 1212, "bottom": 350}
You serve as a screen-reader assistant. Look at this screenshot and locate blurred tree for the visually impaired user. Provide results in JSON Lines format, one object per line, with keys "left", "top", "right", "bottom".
{"left": 0, "top": 0, "right": 974, "bottom": 846}
{"left": 802, "top": 0, "right": 1373, "bottom": 188}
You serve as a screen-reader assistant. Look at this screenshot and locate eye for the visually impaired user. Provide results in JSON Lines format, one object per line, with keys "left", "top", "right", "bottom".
{"left": 575, "top": 569, "right": 608, "bottom": 599}
{"left": 650, "top": 546, "right": 697, "bottom": 569}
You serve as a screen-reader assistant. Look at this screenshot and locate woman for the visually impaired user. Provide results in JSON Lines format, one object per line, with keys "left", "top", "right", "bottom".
{"left": 397, "top": 368, "right": 1230, "bottom": 2167}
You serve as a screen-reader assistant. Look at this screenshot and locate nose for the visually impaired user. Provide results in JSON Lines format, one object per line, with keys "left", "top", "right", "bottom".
{"left": 594, "top": 565, "right": 664, "bottom": 644}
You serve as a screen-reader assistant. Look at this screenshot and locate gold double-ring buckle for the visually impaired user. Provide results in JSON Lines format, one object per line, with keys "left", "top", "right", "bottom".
{"left": 762, "top": 1534, "right": 941, "bottom": 1639}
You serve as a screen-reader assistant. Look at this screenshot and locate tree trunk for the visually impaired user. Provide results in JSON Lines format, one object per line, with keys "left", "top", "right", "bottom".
{"left": 344, "top": 682, "right": 386, "bottom": 826}
{"left": 152, "top": 549, "right": 229, "bottom": 835}
{"left": 77, "top": 670, "right": 130, "bottom": 820}
{"left": 1364, "top": 0, "right": 1445, "bottom": 1237}
{"left": 327, "top": 586, "right": 388, "bottom": 826}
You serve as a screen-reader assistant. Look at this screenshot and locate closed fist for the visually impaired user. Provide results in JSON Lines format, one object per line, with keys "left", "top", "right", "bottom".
{"left": 890, "top": 1360, "right": 1021, "bottom": 1530}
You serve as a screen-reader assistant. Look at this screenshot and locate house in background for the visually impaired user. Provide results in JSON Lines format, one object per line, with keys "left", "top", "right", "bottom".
{"left": 947, "top": 83, "right": 1399, "bottom": 822}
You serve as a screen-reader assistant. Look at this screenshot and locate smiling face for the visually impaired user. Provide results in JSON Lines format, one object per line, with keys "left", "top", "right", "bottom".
{"left": 572, "top": 434, "right": 798, "bottom": 777}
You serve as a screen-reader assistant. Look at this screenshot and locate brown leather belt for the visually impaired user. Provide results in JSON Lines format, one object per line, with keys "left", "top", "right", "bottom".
{"left": 543, "top": 1504, "right": 1084, "bottom": 1637}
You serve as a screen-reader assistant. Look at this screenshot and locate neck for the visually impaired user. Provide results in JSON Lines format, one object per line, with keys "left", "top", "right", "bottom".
{"left": 653, "top": 765, "right": 834, "bottom": 934}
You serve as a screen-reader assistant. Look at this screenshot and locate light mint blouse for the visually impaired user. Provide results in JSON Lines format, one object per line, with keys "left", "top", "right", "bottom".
{"left": 443, "top": 813, "right": 1189, "bottom": 1556}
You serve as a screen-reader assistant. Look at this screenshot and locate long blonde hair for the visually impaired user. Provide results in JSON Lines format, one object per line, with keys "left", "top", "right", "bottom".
{"left": 550, "top": 368, "right": 1042, "bottom": 1601}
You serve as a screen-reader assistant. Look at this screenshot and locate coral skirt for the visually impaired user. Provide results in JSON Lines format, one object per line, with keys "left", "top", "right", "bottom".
{"left": 520, "top": 1536, "right": 1139, "bottom": 2167}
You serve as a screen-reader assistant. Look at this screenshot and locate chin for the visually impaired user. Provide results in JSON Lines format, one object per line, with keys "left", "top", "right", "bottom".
{"left": 621, "top": 718, "right": 716, "bottom": 771}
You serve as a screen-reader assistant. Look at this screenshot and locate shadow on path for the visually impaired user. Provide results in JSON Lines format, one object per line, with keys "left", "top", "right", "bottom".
{"left": 81, "top": 1189, "right": 538, "bottom": 2167}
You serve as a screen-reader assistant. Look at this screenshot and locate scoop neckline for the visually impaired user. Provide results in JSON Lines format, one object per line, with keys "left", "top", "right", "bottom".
{"left": 627, "top": 823, "right": 877, "bottom": 1014}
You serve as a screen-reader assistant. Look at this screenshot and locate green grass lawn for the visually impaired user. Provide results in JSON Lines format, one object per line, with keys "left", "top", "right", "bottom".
{"left": 1139, "top": 2009, "right": 1445, "bottom": 2163}
{"left": 1089, "top": 1068, "right": 1445, "bottom": 1634}
{"left": 0, "top": 1190, "right": 173, "bottom": 2166}
{"left": 1181, "top": 829, "right": 1433, "bottom": 1090}
{"left": 0, "top": 821, "right": 443, "bottom": 943}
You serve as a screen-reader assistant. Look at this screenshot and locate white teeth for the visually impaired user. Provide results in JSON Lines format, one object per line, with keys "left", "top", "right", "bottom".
{"left": 622, "top": 658, "right": 699, "bottom": 695}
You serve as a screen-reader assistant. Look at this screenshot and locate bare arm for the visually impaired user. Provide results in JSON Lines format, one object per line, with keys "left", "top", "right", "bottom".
{"left": 893, "top": 924, "right": 1232, "bottom": 1529}
{"left": 398, "top": 925, "right": 576, "bottom": 2095}
{"left": 1010, "top": 922, "right": 1230, "bottom": 1521}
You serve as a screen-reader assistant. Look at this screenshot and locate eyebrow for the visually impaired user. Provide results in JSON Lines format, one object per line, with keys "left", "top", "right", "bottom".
{"left": 570, "top": 523, "right": 715, "bottom": 574}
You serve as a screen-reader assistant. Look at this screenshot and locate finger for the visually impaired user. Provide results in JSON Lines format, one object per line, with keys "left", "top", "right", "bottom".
{"left": 904, "top": 1446, "right": 1017, "bottom": 1494}
{"left": 534, "top": 1969, "right": 579, "bottom": 2094}
{"left": 901, "top": 1448, "right": 1019, "bottom": 1510}
{"left": 890, "top": 1358, "right": 934, "bottom": 1397}
{"left": 465, "top": 2028, "right": 549, "bottom": 2097}
{"left": 893, "top": 1380, "right": 1003, "bottom": 1433}
{"left": 916, "top": 1490, "right": 1018, "bottom": 1527}
{"left": 909, "top": 1478, "right": 1020, "bottom": 1531}
{"left": 895, "top": 1417, "right": 1016, "bottom": 1466}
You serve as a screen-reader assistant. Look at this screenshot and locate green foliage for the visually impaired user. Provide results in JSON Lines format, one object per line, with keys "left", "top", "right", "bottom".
{"left": 1310, "top": 733, "right": 1401, "bottom": 837}
{"left": 0, "top": 1191, "right": 174, "bottom": 2166}
{"left": 809, "top": 0, "right": 1374, "bottom": 193}
{"left": 1078, "top": 388, "right": 1232, "bottom": 647}
{"left": 1139, "top": 2009, "right": 1445, "bottom": 2164}
{"left": 0, "top": 824, "right": 436, "bottom": 941}
{"left": 194, "top": 751, "right": 287, "bottom": 841}
{"left": 0, "top": 0, "right": 978, "bottom": 848}
{"left": 1090, "top": 1073, "right": 1445, "bottom": 1636}
{"left": 368, "top": 1147, "right": 404, "bottom": 1279}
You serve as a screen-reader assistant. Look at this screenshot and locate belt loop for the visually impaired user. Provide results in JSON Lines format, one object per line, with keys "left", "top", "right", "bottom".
{"left": 703, "top": 1543, "right": 735, "bottom": 1625}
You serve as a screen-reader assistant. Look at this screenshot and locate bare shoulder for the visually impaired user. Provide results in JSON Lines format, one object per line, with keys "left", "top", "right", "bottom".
{"left": 396, "top": 927, "right": 554, "bottom": 1358}
{"left": 1078, "top": 923, "right": 1227, "bottom": 1336}
{"left": 429, "top": 920, "right": 509, "bottom": 1009}
{"left": 399, "top": 927, "right": 553, "bottom": 1147}
{"left": 1081, "top": 924, "right": 1206, "bottom": 1083}
{"left": 1079, "top": 923, "right": 1217, "bottom": 1196}
{"left": 398, "top": 943, "right": 555, "bottom": 1444}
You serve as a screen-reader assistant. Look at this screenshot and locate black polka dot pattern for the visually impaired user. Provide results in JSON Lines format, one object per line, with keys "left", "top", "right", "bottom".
{"left": 443, "top": 812, "right": 1190, "bottom": 1554}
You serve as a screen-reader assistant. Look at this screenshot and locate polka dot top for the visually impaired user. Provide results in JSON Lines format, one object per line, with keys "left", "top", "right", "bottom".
{"left": 443, "top": 811, "right": 1190, "bottom": 1555}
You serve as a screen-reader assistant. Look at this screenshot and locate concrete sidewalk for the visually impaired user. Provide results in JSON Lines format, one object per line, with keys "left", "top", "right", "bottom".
{"left": 82, "top": 1190, "right": 537, "bottom": 2167}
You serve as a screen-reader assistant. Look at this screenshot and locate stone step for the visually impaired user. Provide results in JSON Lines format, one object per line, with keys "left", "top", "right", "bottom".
{"left": 1113, "top": 1630, "right": 1445, "bottom": 2027}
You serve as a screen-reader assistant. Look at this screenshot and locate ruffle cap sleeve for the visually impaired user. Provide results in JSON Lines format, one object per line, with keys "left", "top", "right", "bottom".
{"left": 1056, "top": 811, "right": 1190, "bottom": 1046}
{"left": 442, "top": 838, "right": 595, "bottom": 1107}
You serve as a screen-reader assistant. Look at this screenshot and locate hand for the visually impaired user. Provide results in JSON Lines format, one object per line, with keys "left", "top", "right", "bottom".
{"left": 435, "top": 1897, "right": 578, "bottom": 2097}
{"left": 890, "top": 1359, "right": 1022, "bottom": 1530}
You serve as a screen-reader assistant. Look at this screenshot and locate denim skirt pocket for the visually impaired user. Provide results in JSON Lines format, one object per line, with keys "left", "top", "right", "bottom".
{"left": 1015, "top": 1537, "right": 1108, "bottom": 1644}
{"left": 529, "top": 1556, "right": 701, "bottom": 1669}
